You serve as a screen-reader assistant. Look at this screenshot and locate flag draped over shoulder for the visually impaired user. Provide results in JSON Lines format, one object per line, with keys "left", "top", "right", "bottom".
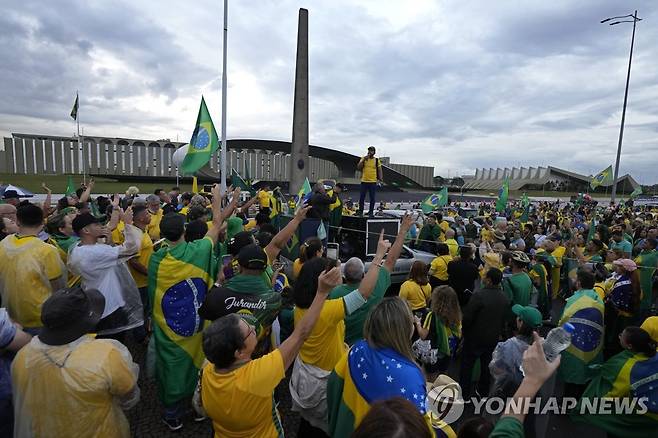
{"left": 181, "top": 97, "right": 219, "bottom": 175}
{"left": 495, "top": 178, "right": 509, "bottom": 213}
{"left": 65, "top": 176, "right": 76, "bottom": 196}
{"left": 590, "top": 165, "right": 613, "bottom": 189}
{"left": 571, "top": 350, "right": 658, "bottom": 437}
{"left": 296, "top": 177, "right": 312, "bottom": 207}
{"left": 421, "top": 187, "right": 448, "bottom": 214}
{"left": 327, "top": 340, "right": 445, "bottom": 437}
{"left": 148, "top": 238, "right": 216, "bottom": 405}
{"left": 558, "top": 291, "right": 604, "bottom": 383}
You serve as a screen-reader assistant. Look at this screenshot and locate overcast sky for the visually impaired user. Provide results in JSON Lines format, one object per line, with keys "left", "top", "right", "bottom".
{"left": 1, "top": 0, "right": 657, "bottom": 182}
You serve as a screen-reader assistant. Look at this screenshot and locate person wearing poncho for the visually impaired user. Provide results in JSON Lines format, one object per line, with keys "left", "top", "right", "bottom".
{"left": 328, "top": 297, "right": 449, "bottom": 438}
{"left": 148, "top": 185, "right": 238, "bottom": 430}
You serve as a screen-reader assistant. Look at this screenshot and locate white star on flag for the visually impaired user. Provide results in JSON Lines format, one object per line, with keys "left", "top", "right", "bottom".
{"left": 386, "top": 375, "right": 393, "bottom": 383}
{"left": 400, "top": 387, "right": 406, "bottom": 394}
{"left": 362, "top": 373, "right": 368, "bottom": 380}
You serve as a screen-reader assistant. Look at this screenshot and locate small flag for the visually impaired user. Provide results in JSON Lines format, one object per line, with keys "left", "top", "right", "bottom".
{"left": 520, "top": 192, "right": 530, "bottom": 222}
{"left": 574, "top": 192, "right": 584, "bottom": 207}
{"left": 496, "top": 178, "right": 509, "bottom": 213}
{"left": 590, "top": 165, "right": 613, "bottom": 189}
{"left": 181, "top": 96, "right": 219, "bottom": 175}
{"left": 70, "top": 93, "right": 79, "bottom": 121}
{"left": 296, "top": 177, "right": 312, "bottom": 207}
{"left": 65, "top": 176, "right": 76, "bottom": 196}
{"left": 421, "top": 187, "right": 448, "bottom": 214}
{"left": 586, "top": 217, "right": 597, "bottom": 243}
{"left": 230, "top": 169, "right": 256, "bottom": 196}
{"left": 630, "top": 185, "right": 642, "bottom": 199}
{"left": 192, "top": 176, "right": 198, "bottom": 194}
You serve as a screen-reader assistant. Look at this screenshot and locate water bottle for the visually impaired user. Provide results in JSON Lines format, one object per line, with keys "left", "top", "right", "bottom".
{"left": 542, "top": 323, "right": 575, "bottom": 362}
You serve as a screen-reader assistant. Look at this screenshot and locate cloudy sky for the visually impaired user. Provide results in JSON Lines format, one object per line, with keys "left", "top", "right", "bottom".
{"left": 1, "top": 0, "right": 657, "bottom": 182}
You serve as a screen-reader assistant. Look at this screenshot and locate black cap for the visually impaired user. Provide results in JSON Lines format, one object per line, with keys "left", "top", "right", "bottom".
{"left": 228, "top": 231, "right": 256, "bottom": 256}
{"left": 2, "top": 189, "right": 19, "bottom": 199}
{"left": 237, "top": 243, "right": 268, "bottom": 270}
{"left": 72, "top": 213, "right": 100, "bottom": 233}
{"left": 40, "top": 287, "right": 105, "bottom": 345}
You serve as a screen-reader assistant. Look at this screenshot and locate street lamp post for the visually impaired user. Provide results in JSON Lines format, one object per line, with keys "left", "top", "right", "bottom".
{"left": 601, "top": 10, "right": 641, "bottom": 204}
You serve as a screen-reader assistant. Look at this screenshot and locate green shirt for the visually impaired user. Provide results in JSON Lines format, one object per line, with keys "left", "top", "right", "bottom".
{"left": 328, "top": 268, "right": 391, "bottom": 345}
{"left": 418, "top": 223, "right": 441, "bottom": 242}
{"left": 635, "top": 249, "right": 658, "bottom": 310}
{"left": 503, "top": 272, "right": 533, "bottom": 306}
{"left": 490, "top": 417, "right": 524, "bottom": 438}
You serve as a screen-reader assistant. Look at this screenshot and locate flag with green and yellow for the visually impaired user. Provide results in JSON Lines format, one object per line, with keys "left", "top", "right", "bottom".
{"left": 496, "top": 178, "right": 509, "bottom": 212}
{"left": 181, "top": 97, "right": 219, "bottom": 175}
{"left": 590, "top": 165, "right": 613, "bottom": 189}
{"left": 421, "top": 187, "right": 448, "bottom": 214}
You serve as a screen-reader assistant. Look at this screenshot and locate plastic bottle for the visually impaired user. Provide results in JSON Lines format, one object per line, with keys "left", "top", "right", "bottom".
{"left": 542, "top": 323, "right": 575, "bottom": 362}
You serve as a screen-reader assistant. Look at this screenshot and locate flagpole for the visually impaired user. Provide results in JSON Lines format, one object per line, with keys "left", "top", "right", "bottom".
{"left": 76, "top": 90, "right": 86, "bottom": 185}
{"left": 219, "top": 0, "right": 228, "bottom": 196}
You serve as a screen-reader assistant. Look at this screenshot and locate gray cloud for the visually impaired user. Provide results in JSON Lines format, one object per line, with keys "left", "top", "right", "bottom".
{"left": 1, "top": 0, "right": 657, "bottom": 183}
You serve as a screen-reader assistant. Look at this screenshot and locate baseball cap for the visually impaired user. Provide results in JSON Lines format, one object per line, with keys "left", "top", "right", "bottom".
{"left": 72, "top": 213, "right": 100, "bottom": 234}
{"left": 2, "top": 189, "right": 19, "bottom": 199}
{"left": 237, "top": 243, "right": 268, "bottom": 270}
{"left": 613, "top": 258, "right": 637, "bottom": 272}
{"left": 228, "top": 231, "right": 256, "bottom": 256}
{"left": 512, "top": 304, "right": 542, "bottom": 328}
{"left": 226, "top": 216, "right": 244, "bottom": 240}
{"left": 40, "top": 287, "right": 105, "bottom": 345}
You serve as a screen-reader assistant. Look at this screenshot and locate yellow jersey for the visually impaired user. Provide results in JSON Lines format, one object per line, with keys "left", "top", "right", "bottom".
{"left": 431, "top": 255, "right": 453, "bottom": 281}
{"left": 202, "top": 350, "right": 285, "bottom": 438}
{"left": 360, "top": 157, "right": 381, "bottom": 183}
{"left": 399, "top": 280, "right": 431, "bottom": 310}
{"left": 294, "top": 299, "right": 347, "bottom": 371}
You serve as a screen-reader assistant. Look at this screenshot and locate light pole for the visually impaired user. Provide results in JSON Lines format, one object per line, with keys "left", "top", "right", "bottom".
{"left": 601, "top": 11, "right": 641, "bottom": 204}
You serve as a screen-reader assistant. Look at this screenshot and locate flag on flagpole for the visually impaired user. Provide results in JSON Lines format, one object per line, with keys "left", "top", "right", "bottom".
{"left": 496, "top": 178, "right": 509, "bottom": 213}
{"left": 590, "top": 165, "right": 613, "bottom": 189}
{"left": 181, "top": 96, "right": 219, "bottom": 175}
{"left": 70, "top": 93, "right": 79, "bottom": 121}
{"left": 421, "top": 187, "right": 448, "bottom": 214}
{"left": 296, "top": 177, "right": 312, "bottom": 207}
{"left": 65, "top": 176, "right": 76, "bottom": 196}
{"left": 630, "top": 185, "right": 642, "bottom": 199}
{"left": 192, "top": 176, "right": 198, "bottom": 194}
{"left": 519, "top": 192, "right": 530, "bottom": 222}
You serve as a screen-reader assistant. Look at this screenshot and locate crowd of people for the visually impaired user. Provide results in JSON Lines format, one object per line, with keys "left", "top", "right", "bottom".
{"left": 0, "top": 179, "right": 656, "bottom": 438}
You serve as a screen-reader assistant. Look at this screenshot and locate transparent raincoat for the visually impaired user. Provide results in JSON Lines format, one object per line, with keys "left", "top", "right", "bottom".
{"left": 0, "top": 235, "right": 66, "bottom": 328}
{"left": 11, "top": 336, "right": 139, "bottom": 438}
{"left": 67, "top": 225, "right": 144, "bottom": 335}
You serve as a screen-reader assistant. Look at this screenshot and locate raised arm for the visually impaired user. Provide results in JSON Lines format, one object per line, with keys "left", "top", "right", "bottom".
{"left": 107, "top": 194, "right": 122, "bottom": 231}
{"left": 237, "top": 192, "right": 259, "bottom": 215}
{"left": 357, "top": 230, "right": 391, "bottom": 300}
{"left": 79, "top": 178, "right": 94, "bottom": 203}
{"left": 384, "top": 212, "right": 414, "bottom": 272}
{"left": 41, "top": 183, "right": 53, "bottom": 216}
{"left": 206, "top": 185, "right": 240, "bottom": 245}
{"left": 264, "top": 205, "right": 310, "bottom": 262}
{"left": 278, "top": 266, "right": 342, "bottom": 369}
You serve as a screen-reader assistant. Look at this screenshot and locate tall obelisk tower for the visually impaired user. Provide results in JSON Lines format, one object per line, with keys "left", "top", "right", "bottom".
{"left": 290, "top": 8, "right": 309, "bottom": 194}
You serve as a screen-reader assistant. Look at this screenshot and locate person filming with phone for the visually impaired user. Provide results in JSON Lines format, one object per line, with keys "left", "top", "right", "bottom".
{"left": 356, "top": 146, "right": 383, "bottom": 217}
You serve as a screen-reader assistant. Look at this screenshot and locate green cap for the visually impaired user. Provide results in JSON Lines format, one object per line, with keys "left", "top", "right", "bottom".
{"left": 226, "top": 216, "right": 244, "bottom": 240}
{"left": 512, "top": 304, "right": 542, "bottom": 328}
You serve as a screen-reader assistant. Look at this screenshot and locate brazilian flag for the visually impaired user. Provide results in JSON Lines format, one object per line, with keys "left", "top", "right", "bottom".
{"left": 327, "top": 340, "right": 452, "bottom": 437}
{"left": 572, "top": 350, "right": 658, "bottom": 437}
{"left": 181, "top": 96, "right": 219, "bottom": 175}
{"left": 630, "top": 185, "right": 643, "bottom": 199}
{"left": 590, "top": 165, "right": 613, "bottom": 189}
{"left": 230, "top": 168, "right": 256, "bottom": 196}
{"left": 296, "top": 177, "right": 312, "bottom": 206}
{"left": 519, "top": 192, "right": 530, "bottom": 223}
{"left": 635, "top": 249, "right": 658, "bottom": 311}
{"left": 495, "top": 178, "right": 509, "bottom": 213}
{"left": 148, "top": 236, "right": 217, "bottom": 406}
{"left": 558, "top": 291, "right": 604, "bottom": 384}
{"left": 421, "top": 187, "right": 448, "bottom": 214}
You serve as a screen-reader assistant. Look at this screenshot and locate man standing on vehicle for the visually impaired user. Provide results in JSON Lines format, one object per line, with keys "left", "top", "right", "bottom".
{"left": 356, "top": 146, "right": 383, "bottom": 217}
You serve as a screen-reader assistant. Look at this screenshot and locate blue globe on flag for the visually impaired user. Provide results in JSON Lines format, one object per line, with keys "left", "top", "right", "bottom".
{"left": 191, "top": 126, "right": 210, "bottom": 150}
{"left": 430, "top": 194, "right": 440, "bottom": 205}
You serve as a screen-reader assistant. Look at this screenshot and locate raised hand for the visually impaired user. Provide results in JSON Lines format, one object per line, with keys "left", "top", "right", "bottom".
{"left": 401, "top": 211, "right": 414, "bottom": 230}
{"left": 41, "top": 182, "right": 51, "bottom": 193}
{"left": 123, "top": 206, "right": 134, "bottom": 225}
{"left": 376, "top": 229, "right": 392, "bottom": 257}
{"left": 318, "top": 265, "right": 342, "bottom": 294}
{"left": 295, "top": 205, "right": 311, "bottom": 221}
{"left": 111, "top": 194, "right": 120, "bottom": 208}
